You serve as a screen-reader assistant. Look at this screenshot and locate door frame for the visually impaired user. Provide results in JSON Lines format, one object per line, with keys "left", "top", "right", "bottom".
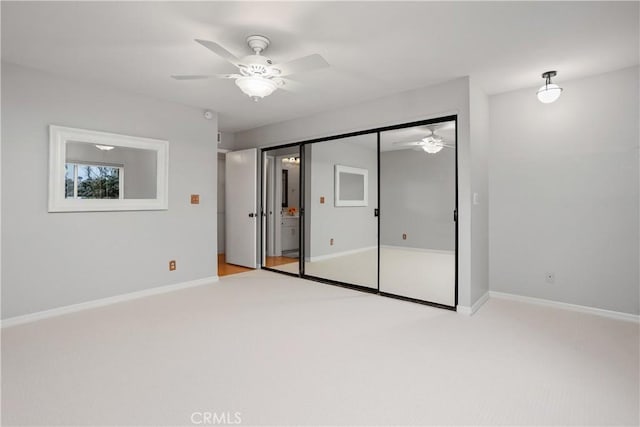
{"left": 258, "top": 115, "right": 459, "bottom": 311}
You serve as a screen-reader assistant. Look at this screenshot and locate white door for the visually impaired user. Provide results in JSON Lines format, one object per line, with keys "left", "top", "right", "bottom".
{"left": 225, "top": 148, "right": 257, "bottom": 268}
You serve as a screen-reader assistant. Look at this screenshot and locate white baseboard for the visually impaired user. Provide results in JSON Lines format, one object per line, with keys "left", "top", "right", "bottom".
{"left": 1, "top": 276, "right": 219, "bottom": 328}
{"left": 457, "top": 291, "right": 490, "bottom": 316}
{"left": 380, "top": 245, "right": 455, "bottom": 255}
{"left": 489, "top": 291, "right": 639, "bottom": 323}
{"left": 307, "top": 246, "right": 377, "bottom": 262}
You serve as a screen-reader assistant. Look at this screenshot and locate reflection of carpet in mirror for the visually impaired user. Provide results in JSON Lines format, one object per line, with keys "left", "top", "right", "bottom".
{"left": 276, "top": 247, "right": 455, "bottom": 307}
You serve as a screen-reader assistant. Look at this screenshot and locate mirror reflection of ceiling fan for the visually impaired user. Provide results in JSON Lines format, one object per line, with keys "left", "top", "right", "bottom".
{"left": 392, "top": 125, "right": 455, "bottom": 154}
{"left": 171, "top": 35, "right": 329, "bottom": 101}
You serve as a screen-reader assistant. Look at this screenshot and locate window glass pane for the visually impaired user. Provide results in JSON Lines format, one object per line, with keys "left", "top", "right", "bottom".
{"left": 65, "top": 164, "right": 74, "bottom": 198}
{"left": 74, "top": 164, "right": 120, "bottom": 199}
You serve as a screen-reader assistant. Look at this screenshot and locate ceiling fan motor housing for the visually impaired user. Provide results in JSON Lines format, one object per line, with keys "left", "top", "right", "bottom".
{"left": 246, "top": 35, "right": 270, "bottom": 54}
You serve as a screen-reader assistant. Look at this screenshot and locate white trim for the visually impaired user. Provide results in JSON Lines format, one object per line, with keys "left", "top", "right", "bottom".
{"left": 380, "top": 245, "right": 454, "bottom": 255}
{"left": 457, "top": 291, "right": 489, "bottom": 316}
{"left": 1, "top": 276, "right": 219, "bottom": 328}
{"left": 49, "top": 125, "right": 169, "bottom": 212}
{"left": 490, "top": 291, "right": 640, "bottom": 323}
{"left": 306, "top": 245, "right": 377, "bottom": 262}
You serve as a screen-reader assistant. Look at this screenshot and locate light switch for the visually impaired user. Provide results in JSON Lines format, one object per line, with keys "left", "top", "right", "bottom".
{"left": 473, "top": 192, "right": 480, "bottom": 205}
{"left": 320, "top": 196, "right": 325, "bottom": 204}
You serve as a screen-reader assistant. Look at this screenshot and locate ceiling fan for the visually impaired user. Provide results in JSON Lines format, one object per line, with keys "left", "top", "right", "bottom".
{"left": 171, "top": 35, "right": 329, "bottom": 101}
{"left": 392, "top": 125, "right": 455, "bottom": 154}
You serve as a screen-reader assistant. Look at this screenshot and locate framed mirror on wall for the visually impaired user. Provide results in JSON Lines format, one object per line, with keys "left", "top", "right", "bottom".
{"left": 334, "top": 165, "right": 368, "bottom": 207}
{"left": 48, "top": 125, "right": 169, "bottom": 212}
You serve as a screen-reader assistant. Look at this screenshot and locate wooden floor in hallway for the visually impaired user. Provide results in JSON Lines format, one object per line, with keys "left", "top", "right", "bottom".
{"left": 218, "top": 254, "right": 298, "bottom": 277}
{"left": 217, "top": 253, "right": 253, "bottom": 277}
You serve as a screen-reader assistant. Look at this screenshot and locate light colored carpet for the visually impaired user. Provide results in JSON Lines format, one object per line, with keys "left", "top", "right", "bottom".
{"left": 274, "top": 246, "right": 455, "bottom": 306}
{"left": 2, "top": 269, "right": 638, "bottom": 426}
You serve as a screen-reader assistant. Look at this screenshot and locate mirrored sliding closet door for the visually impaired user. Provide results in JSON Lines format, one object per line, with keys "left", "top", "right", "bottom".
{"left": 379, "top": 119, "right": 457, "bottom": 307}
{"left": 262, "top": 146, "right": 301, "bottom": 275}
{"left": 302, "top": 133, "right": 378, "bottom": 289}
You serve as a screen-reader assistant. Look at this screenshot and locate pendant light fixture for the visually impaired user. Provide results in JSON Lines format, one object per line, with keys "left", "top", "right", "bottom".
{"left": 537, "top": 71, "right": 563, "bottom": 103}
{"left": 421, "top": 136, "right": 444, "bottom": 154}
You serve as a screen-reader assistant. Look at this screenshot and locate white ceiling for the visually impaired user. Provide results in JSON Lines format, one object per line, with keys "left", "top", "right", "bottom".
{"left": 2, "top": 2, "right": 638, "bottom": 133}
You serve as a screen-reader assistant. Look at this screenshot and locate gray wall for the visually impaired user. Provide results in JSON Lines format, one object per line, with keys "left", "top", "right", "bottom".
{"left": 66, "top": 142, "right": 157, "bottom": 199}
{"left": 469, "top": 81, "right": 490, "bottom": 304}
{"left": 218, "top": 131, "right": 235, "bottom": 150}
{"left": 1, "top": 62, "right": 219, "bottom": 319}
{"left": 234, "top": 77, "right": 485, "bottom": 309}
{"left": 307, "top": 135, "right": 378, "bottom": 258}
{"left": 380, "top": 148, "right": 455, "bottom": 251}
{"left": 489, "top": 66, "right": 639, "bottom": 315}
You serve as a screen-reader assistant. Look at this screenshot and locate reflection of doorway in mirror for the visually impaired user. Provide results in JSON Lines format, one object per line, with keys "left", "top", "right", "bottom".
{"left": 279, "top": 156, "right": 299, "bottom": 260}
{"left": 263, "top": 151, "right": 300, "bottom": 271}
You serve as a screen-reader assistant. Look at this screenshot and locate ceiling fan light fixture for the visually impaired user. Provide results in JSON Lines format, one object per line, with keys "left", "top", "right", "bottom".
{"left": 537, "top": 71, "right": 563, "bottom": 103}
{"left": 422, "top": 141, "right": 444, "bottom": 154}
{"left": 235, "top": 76, "right": 278, "bottom": 101}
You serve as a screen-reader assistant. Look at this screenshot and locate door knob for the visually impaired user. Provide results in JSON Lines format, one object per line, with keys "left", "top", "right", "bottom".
{"left": 248, "top": 213, "right": 256, "bottom": 218}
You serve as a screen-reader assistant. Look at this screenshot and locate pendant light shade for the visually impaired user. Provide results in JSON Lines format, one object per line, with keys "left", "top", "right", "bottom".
{"left": 537, "top": 71, "right": 563, "bottom": 103}
{"left": 421, "top": 137, "right": 444, "bottom": 154}
{"left": 235, "top": 76, "right": 278, "bottom": 101}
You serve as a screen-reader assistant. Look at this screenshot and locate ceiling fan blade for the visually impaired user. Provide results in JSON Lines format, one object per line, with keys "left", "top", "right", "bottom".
{"left": 171, "top": 75, "right": 214, "bottom": 80}
{"left": 274, "top": 54, "right": 329, "bottom": 76}
{"left": 216, "top": 73, "right": 242, "bottom": 79}
{"left": 276, "top": 78, "right": 303, "bottom": 93}
{"left": 195, "top": 39, "right": 243, "bottom": 67}
{"left": 392, "top": 141, "right": 423, "bottom": 147}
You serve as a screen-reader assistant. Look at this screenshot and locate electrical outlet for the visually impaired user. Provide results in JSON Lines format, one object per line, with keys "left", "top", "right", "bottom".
{"left": 545, "top": 272, "right": 555, "bottom": 284}
{"left": 330, "top": 238, "right": 334, "bottom": 246}
{"left": 169, "top": 260, "right": 176, "bottom": 271}
{"left": 190, "top": 194, "right": 200, "bottom": 204}
{"left": 402, "top": 233, "right": 407, "bottom": 240}
{"left": 320, "top": 196, "right": 325, "bottom": 204}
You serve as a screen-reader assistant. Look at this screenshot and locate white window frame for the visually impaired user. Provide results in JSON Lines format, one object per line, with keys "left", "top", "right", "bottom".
{"left": 49, "top": 125, "right": 169, "bottom": 212}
